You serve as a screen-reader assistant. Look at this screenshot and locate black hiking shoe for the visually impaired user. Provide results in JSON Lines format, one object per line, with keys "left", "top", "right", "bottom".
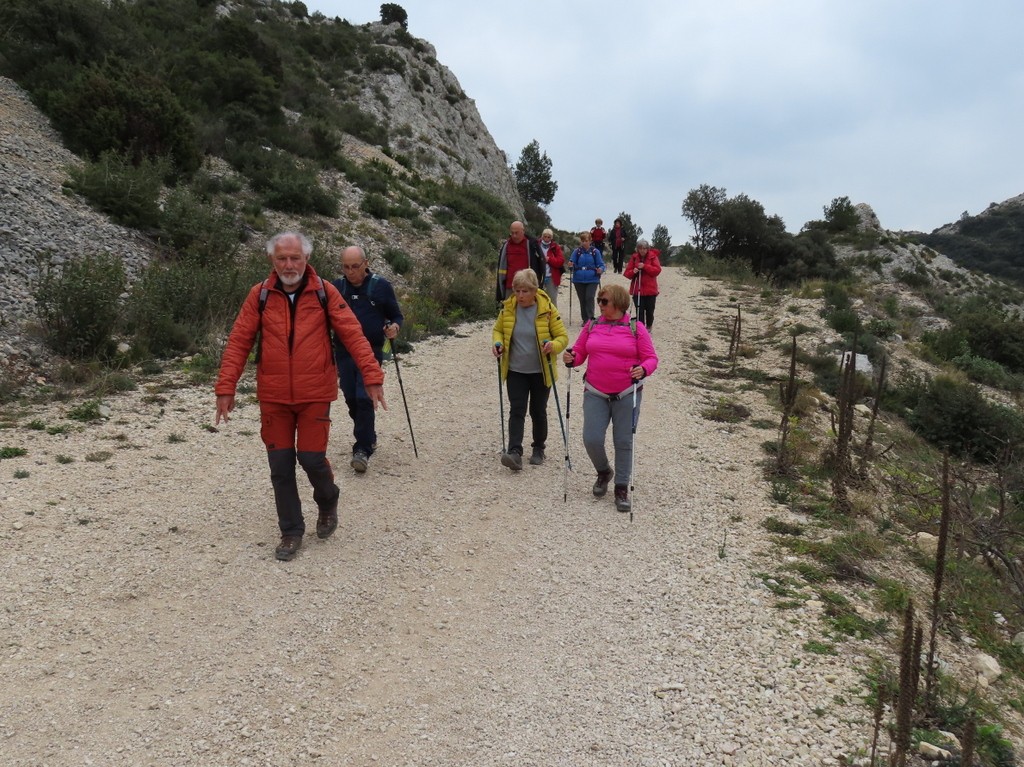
{"left": 614, "top": 485, "right": 631, "bottom": 513}
{"left": 593, "top": 469, "right": 613, "bottom": 497}
{"left": 500, "top": 450, "right": 523, "bottom": 471}
{"left": 275, "top": 535, "right": 303, "bottom": 561}
{"left": 529, "top": 448, "right": 545, "bottom": 465}
{"left": 351, "top": 450, "right": 369, "bottom": 473}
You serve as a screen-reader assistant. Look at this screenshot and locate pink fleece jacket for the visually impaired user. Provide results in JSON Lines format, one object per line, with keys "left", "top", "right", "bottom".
{"left": 570, "top": 314, "right": 658, "bottom": 394}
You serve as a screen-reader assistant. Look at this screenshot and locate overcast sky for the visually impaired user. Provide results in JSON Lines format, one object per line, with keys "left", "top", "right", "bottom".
{"left": 310, "top": 0, "right": 1023, "bottom": 242}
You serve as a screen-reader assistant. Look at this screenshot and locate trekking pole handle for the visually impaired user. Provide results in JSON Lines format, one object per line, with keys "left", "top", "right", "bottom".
{"left": 562, "top": 346, "right": 574, "bottom": 368}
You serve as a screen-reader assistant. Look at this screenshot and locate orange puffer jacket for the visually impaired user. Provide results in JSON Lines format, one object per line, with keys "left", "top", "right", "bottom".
{"left": 215, "top": 265, "right": 384, "bottom": 404}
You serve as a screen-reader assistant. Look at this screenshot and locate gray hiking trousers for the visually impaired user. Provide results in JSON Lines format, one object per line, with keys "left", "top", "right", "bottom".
{"left": 581, "top": 386, "right": 642, "bottom": 487}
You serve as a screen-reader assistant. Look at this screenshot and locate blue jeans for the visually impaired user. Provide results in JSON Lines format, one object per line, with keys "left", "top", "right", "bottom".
{"left": 337, "top": 350, "right": 383, "bottom": 455}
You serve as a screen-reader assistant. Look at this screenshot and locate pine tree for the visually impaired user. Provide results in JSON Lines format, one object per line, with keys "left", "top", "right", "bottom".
{"left": 513, "top": 140, "right": 558, "bottom": 208}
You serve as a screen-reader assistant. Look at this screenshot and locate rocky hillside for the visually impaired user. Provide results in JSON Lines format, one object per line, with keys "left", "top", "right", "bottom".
{"left": 0, "top": 9, "right": 524, "bottom": 384}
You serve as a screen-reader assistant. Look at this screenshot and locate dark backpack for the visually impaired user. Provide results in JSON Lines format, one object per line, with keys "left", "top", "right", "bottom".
{"left": 336, "top": 273, "right": 381, "bottom": 305}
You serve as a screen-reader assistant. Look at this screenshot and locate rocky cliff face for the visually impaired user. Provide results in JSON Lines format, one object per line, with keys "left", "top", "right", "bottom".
{"left": 352, "top": 23, "right": 522, "bottom": 217}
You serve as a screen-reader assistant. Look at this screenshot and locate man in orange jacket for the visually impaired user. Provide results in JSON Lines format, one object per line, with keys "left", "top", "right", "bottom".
{"left": 215, "top": 232, "right": 386, "bottom": 561}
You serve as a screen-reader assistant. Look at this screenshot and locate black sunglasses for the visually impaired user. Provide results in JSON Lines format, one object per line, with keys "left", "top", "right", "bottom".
{"left": 597, "top": 298, "right": 610, "bottom": 306}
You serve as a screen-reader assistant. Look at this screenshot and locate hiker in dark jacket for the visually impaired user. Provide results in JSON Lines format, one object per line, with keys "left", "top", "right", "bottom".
{"left": 496, "top": 220, "right": 545, "bottom": 302}
{"left": 608, "top": 217, "right": 627, "bottom": 274}
{"left": 332, "top": 246, "right": 404, "bottom": 474}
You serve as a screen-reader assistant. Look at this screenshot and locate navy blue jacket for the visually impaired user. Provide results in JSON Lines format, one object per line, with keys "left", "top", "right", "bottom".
{"left": 331, "top": 272, "right": 404, "bottom": 360}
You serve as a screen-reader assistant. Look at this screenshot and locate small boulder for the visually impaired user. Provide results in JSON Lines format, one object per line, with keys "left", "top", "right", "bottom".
{"left": 918, "top": 740, "right": 952, "bottom": 760}
{"left": 971, "top": 652, "right": 1001, "bottom": 684}
{"left": 915, "top": 532, "right": 939, "bottom": 557}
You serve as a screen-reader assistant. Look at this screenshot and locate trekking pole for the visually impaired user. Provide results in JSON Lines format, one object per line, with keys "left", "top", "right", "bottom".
{"left": 544, "top": 341, "right": 571, "bottom": 502}
{"left": 564, "top": 348, "right": 573, "bottom": 503}
{"left": 385, "top": 326, "right": 418, "bottom": 458}
{"left": 568, "top": 272, "right": 574, "bottom": 328}
{"left": 629, "top": 380, "right": 639, "bottom": 524}
{"left": 496, "top": 351, "right": 506, "bottom": 451}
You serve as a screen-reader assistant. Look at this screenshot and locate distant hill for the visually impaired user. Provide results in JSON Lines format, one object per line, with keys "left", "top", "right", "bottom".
{"left": 913, "top": 194, "right": 1024, "bottom": 284}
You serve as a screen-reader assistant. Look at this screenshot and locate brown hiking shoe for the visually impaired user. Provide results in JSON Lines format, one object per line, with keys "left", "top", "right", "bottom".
{"left": 275, "top": 535, "right": 303, "bottom": 561}
{"left": 593, "top": 469, "right": 613, "bottom": 497}
{"left": 614, "top": 485, "right": 631, "bottom": 513}
{"left": 316, "top": 498, "right": 338, "bottom": 540}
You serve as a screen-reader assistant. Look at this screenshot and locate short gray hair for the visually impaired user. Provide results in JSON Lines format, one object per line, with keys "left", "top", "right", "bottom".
{"left": 636, "top": 239, "right": 650, "bottom": 249}
{"left": 266, "top": 232, "right": 313, "bottom": 257}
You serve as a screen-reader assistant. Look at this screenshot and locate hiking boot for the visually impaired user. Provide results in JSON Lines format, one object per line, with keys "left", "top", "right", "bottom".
{"left": 351, "top": 450, "right": 369, "bottom": 473}
{"left": 593, "top": 469, "right": 613, "bottom": 497}
{"left": 614, "top": 485, "right": 631, "bottom": 513}
{"left": 500, "top": 450, "right": 523, "bottom": 471}
{"left": 529, "top": 447, "right": 545, "bottom": 465}
{"left": 275, "top": 535, "right": 303, "bottom": 561}
{"left": 316, "top": 495, "right": 338, "bottom": 540}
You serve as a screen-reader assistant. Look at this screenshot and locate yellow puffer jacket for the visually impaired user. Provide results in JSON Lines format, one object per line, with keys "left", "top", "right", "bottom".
{"left": 491, "top": 289, "right": 569, "bottom": 386}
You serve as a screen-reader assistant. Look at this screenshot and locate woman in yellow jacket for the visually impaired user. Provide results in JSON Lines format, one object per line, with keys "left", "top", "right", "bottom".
{"left": 491, "top": 269, "right": 569, "bottom": 470}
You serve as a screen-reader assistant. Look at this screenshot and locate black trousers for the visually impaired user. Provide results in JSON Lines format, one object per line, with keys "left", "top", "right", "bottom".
{"left": 611, "top": 245, "right": 625, "bottom": 273}
{"left": 506, "top": 370, "right": 550, "bottom": 453}
{"left": 633, "top": 294, "right": 657, "bottom": 330}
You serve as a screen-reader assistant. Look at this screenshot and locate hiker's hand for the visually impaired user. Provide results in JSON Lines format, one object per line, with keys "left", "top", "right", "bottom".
{"left": 630, "top": 365, "right": 645, "bottom": 381}
{"left": 562, "top": 349, "right": 574, "bottom": 366}
{"left": 636, "top": 262, "right": 645, "bottom": 271}
{"left": 384, "top": 322, "right": 399, "bottom": 340}
{"left": 367, "top": 385, "right": 387, "bottom": 411}
{"left": 492, "top": 343, "right": 503, "bottom": 358}
{"left": 215, "top": 395, "right": 234, "bottom": 425}
{"left": 541, "top": 341, "right": 554, "bottom": 355}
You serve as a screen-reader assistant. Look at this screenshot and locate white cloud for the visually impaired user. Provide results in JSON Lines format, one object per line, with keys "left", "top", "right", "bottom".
{"left": 311, "top": 0, "right": 1024, "bottom": 237}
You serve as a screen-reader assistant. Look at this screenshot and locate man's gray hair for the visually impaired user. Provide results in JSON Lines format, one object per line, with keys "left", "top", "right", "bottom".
{"left": 266, "top": 232, "right": 313, "bottom": 257}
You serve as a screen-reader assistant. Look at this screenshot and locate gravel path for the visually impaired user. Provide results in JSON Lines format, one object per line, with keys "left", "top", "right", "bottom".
{"left": 0, "top": 267, "right": 874, "bottom": 766}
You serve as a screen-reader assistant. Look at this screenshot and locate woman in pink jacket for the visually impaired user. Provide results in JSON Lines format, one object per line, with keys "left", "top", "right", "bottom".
{"left": 562, "top": 284, "right": 658, "bottom": 512}
{"left": 623, "top": 239, "right": 662, "bottom": 331}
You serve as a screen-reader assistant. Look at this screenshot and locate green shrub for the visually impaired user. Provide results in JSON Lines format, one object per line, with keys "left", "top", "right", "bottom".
{"left": 157, "top": 188, "right": 242, "bottom": 267}
{"left": 381, "top": 247, "right": 413, "bottom": 275}
{"left": 908, "top": 375, "right": 1024, "bottom": 462}
{"left": 64, "top": 150, "right": 168, "bottom": 229}
{"left": 225, "top": 144, "right": 337, "bottom": 216}
{"left": 0, "top": 447, "right": 28, "bottom": 459}
{"left": 33, "top": 252, "right": 126, "bottom": 359}
{"left": 46, "top": 57, "right": 200, "bottom": 175}
{"left": 825, "top": 307, "right": 860, "bottom": 334}
{"left": 127, "top": 251, "right": 265, "bottom": 357}
{"left": 952, "top": 354, "right": 1016, "bottom": 389}
{"left": 67, "top": 400, "right": 103, "bottom": 422}
{"left": 360, "top": 192, "right": 390, "bottom": 219}
{"left": 865, "top": 317, "right": 897, "bottom": 338}
{"left": 921, "top": 327, "right": 970, "bottom": 361}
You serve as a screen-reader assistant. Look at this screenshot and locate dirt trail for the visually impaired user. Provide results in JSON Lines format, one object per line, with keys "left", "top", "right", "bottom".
{"left": 0, "top": 267, "right": 871, "bottom": 766}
